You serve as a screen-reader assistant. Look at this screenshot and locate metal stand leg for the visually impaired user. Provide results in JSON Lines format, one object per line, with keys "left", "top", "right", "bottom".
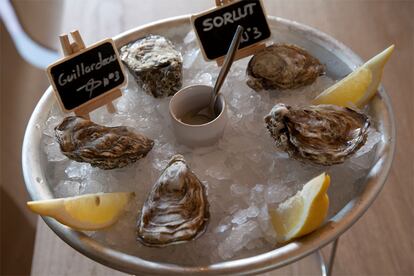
{"left": 327, "top": 238, "right": 339, "bottom": 276}
{"left": 317, "top": 237, "right": 340, "bottom": 276}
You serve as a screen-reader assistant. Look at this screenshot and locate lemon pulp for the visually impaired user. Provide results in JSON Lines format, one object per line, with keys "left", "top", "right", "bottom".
{"left": 27, "top": 192, "right": 134, "bottom": 230}
{"left": 313, "top": 45, "right": 394, "bottom": 108}
{"left": 269, "top": 173, "right": 330, "bottom": 243}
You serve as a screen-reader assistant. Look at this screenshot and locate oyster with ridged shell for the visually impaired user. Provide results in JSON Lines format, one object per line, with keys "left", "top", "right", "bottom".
{"left": 55, "top": 116, "right": 154, "bottom": 170}
{"left": 120, "top": 34, "right": 183, "bottom": 98}
{"left": 265, "top": 104, "right": 370, "bottom": 165}
{"left": 247, "top": 44, "right": 325, "bottom": 91}
{"left": 137, "top": 155, "right": 209, "bottom": 247}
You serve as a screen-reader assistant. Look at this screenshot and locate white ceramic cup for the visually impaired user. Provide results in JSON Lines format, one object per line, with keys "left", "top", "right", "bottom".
{"left": 169, "top": 84, "right": 227, "bottom": 147}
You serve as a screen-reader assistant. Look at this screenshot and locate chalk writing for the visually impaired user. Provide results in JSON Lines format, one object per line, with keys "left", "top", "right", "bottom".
{"left": 241, "top": 26, "right": 263, "bottom": 43}
{"left": 192, "top": 0, "right": 270, "bottom": 60}
{"left": 77, "top": 71, "right": 121, "bottom": 98}
{"left": 58, "top": 52, "right": 117, "bottom": 86}
{"left": 202, "top": 3, "right": 257, "bottom": 31}
{"left": 48, "top": 40, "right": 125, "bottom": 111}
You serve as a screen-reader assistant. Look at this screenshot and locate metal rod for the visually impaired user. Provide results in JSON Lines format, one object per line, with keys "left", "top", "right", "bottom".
{"left": 210, "top": 25, "right": 244, "bottom": 116}
{"left": 317, "top": 250, "right": 328, "bottom": 276}
{"left": 327, "top": 238, "right": 339, "bottom": 276}
{"left": 317, "top": 237, "right": 340, "bottom": 276}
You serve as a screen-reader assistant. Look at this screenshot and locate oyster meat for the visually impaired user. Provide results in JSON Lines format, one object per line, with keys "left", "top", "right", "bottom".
{"left": 55, "top": 116, "right": 154, "bottom": 170}
{"left": 137, "top": 155, "right": 209, "bottom": 247}
{"left": 120, "top": 34, "right": 183, "bottom": 98}
{"left": 246, "top": 44, "right": 325, "bottom": 91}
{"left": 265, "top": 104, "right": 370, "bottom": 165}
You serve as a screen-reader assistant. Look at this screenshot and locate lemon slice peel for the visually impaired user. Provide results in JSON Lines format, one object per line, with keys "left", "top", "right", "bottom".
{"left": 27, "top": 192, "right": 135, "bottom": 231}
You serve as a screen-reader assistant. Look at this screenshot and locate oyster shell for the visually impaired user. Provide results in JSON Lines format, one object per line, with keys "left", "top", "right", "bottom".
{"left": 137, "top": 155, "right": 209, "bottom": 247}
{"left": 265, "top": 104, "right": 370, "bottom": 165}
{"left": 120, "top": 34, "right": 183, "bottom": 98}
{"left": 55, "top": 116, "right": 154, "bottom": 170}
{"left": 246, "top": 44, "right": 325, "bottom": 91}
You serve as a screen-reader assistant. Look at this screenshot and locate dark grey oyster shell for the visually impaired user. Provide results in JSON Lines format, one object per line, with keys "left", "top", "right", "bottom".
{"left": 265, "top": 104, "right": 370, "bottom": 165}
{"left": 120, "top": 34, "right": 183, "bottom": 98}
{"left": 55, "top": 116, "right": 154, "bottom": 170}
{"left": 246, "top": 44, "right": 325, "bottom": 91}
{"left": 137, "top": 155, "right": 209, "bottom": 247}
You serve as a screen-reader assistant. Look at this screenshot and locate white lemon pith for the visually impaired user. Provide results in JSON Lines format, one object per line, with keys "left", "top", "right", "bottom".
{"left": 313, "top": 45, "right": 394, "bottom": 108}
{"left": 269, "top": 173, "right": 330, "bottom": 243}
{"left": 27, "top": 192, "right": 134, "bottom": 230}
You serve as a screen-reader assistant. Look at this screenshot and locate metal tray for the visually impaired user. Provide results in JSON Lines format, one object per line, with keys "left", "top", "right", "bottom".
{"left": 22, "top": 15, "right": 395, "bottom": 275}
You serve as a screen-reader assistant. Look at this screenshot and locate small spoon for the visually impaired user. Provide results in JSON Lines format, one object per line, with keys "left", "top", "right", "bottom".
{"left": 191, "top": 25, "right": 244, "bottom": 121}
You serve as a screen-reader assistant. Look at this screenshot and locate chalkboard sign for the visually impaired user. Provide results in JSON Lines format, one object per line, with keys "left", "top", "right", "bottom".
{"left": 47, "top": 39, "right": 126, "bottom": 112}
{"left": 192, "top": 0, "right": 271, "bottom": 61}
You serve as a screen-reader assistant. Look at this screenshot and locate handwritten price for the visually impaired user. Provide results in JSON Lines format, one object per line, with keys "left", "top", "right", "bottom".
{"left": 77, "top": 71, "right": 121, "bottom": 98}
{"left": 241, "top": 27, "right": 262, "bottom": 43}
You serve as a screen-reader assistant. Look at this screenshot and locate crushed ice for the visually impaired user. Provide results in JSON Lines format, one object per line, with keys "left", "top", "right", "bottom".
{"left": 41, "top": 29, "right": 381, "bottom": 265}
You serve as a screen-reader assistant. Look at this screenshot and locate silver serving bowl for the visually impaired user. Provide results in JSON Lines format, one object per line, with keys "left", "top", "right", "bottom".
{"left": 22, "top": 16, "right": 395, "bottom": 275}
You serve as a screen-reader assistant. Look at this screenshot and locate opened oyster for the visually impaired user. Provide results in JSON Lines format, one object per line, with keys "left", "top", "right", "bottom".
{"left": 120, "top": 34, "right": 183, "bottom": 98}
{"left": 137, "top": 155, "right": 209, "bottom": 247}
{"left": 246, "top": 44, "right": 325, "bottom": 91}
{"left": 265, "top": 104, "right": 370, "bottom": 165}
{"left": 55, "top": 116, "right": 154, "bottom": 170}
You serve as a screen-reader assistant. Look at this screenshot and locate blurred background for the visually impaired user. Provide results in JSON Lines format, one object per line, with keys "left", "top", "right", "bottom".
{"left": 1, "top": 0, "right": 413, "bottom": 275}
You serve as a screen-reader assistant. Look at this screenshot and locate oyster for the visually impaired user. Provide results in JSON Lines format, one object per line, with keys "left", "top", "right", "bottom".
{"left": 120, "top": 34, "right": 183, "bottom": 98}
{"left": 265, "top": 104, "right": 370, "bottom": 165}
{"left": 246, "top": 44, "right": 325, "bottom": 91}
{"left": 55, "top": 116, "right": 154, "bottom": 170}
{"left": 137, "top": 155, "right": 209, "bottom": 247}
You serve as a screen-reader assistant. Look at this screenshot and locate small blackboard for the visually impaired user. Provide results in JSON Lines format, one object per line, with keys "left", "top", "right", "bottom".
{"left": 47, "top": 39, "right": 126, "bottom": 112}
{"left": 192, "top": 0, "right": 271, "bottom": 61}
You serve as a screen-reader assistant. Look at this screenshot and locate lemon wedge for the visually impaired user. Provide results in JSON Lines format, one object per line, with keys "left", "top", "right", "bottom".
{"left": 313, "top": 45, "right": 394, "bottom": 108}
{"left": 27, "top": 192, "right": 134, "bottom": 230}
{"left": 269, "top": 173, "right": 330, "bottom": 243}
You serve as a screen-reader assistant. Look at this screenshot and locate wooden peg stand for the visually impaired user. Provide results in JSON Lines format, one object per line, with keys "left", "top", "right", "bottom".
{"left": 58, "top": 31, "right": 120, "bottom": 120}
{"left": 215, "top": 0, "right": 233, "bottom": 5}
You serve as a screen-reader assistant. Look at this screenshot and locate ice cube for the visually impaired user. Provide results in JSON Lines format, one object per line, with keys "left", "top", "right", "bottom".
{"left": 217, "top": 220, "right": 261, "bottom": 259}
{"left": 43, "top": 116, "right": 62, "bottom": 137}
{"left": 257, "top": 204, "right": 277, "bottom": 243}
{"left": 354, "top": 128, "right": 381, "bottom": 157}
{"left": 265, "top": 184, "right": 296, "bottom": 204}
{"left": 215, "top": 223, "right": 231, "bottom": 234}
{"left": 198, "top": 72, "right": 213, "bottom": 85}
{"left": 183, "top": 48, "right": 201, "bottom": 69}
{"left": 250, "top": 184, "right": 265, "bottom": 205}
{"left": 65, "top": 162, "right": 91, "bottom": 179}
{"left": 230, "top": 183, "right": 249, "bottom": 197}
{"left": 246, "top": 238, "right": 264, "bottom": 250}
{"left": 231, "top": 206, "right": 260, "bottom": 225}
{"left": 183, "top": 30, "right": 196, "bottom": 45}
{"left": 80, "top": 179, "right": 104, "bottom": 194}
{"left": 54, "top": 180, "right": 81, "bottom": 197}
{"left": 45, "top": 141, "right": 67, "bottom": 162}
{"left": 231, "top": 209, "right": 249, "bottom": 225}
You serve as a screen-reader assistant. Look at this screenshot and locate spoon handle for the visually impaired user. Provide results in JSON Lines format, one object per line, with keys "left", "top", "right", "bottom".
{"left": 213, "top": 25, "right": 244, "bottom": 96}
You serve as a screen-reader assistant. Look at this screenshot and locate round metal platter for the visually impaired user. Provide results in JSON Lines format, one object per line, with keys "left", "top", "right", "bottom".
{"left": 22, "top": 16, "right": 395, "bottom": 275}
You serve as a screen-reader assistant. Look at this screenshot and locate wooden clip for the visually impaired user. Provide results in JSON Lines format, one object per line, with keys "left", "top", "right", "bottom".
{"left": 70, "top": 30, "right": 86, "bottom": 49}
{"left": 59, "top": 35, "right": 72, "bottom": 56}
{"left": 106, "top": 102, "right": 116, "bottom": 113}
{"left": 53, "top": 30, "right": 123, "bottom": 119}
{"left": 215, "top": 0, "right": 233, "bottom": 6}
{"left": 73, "top": 88, "right": 122, "bottom": 119}
{"left": 69, "top": 30, "right": 85, "bottom": 53}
